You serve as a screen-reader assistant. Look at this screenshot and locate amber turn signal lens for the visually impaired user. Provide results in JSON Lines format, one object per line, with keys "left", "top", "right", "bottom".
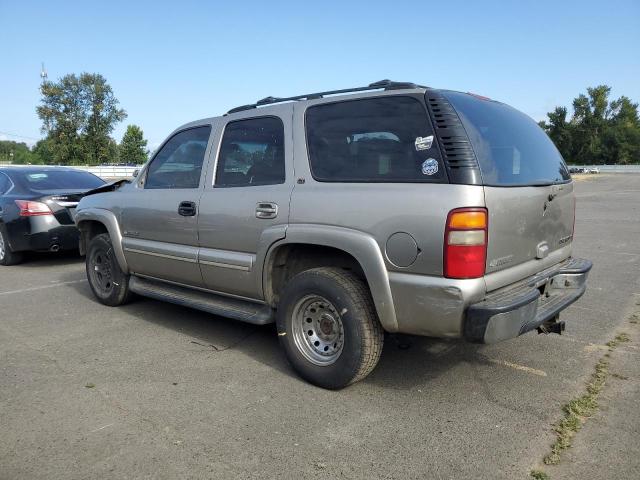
{"left": 448, "top": 210, "right": 487, "bottom": 230}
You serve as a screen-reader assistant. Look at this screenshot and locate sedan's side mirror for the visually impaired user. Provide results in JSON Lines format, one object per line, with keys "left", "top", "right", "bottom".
{"left": 132, "top": 169, "right": 140, "bottom": 178}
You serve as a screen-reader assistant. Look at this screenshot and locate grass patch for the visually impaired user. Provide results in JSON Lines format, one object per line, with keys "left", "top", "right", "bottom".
{"left": 530, "top": 469, "right": 550, "bottom": 480}
{"left": 542, "top": 330, "right": 632, "bottom": 466}
{"left": 543, "top": 358, "right": 608, "bottom": 465}
{"left": 606, "top": 332, "right": 630, "bottom": 349}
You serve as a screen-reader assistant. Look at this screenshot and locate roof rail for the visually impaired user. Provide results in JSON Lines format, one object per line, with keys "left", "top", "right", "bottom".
{"left": 226, "top": 79, "right": 426, "bottom": 114}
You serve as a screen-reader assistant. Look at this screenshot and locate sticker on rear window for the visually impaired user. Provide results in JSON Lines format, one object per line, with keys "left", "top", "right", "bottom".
{"left": 421, "top": 158, "right": 438, "bottom": 176}
{"left": 415, "top": 135, "right": 433, "bottom": 151}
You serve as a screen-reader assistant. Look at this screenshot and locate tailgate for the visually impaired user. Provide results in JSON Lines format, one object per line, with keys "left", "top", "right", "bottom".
{"left": 484, "top": 182, "right": 574, "bottom": 274}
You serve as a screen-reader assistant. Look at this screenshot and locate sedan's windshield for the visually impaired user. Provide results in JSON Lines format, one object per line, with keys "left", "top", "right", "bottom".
{"left": 443, "top": 91, "right": 571, "bottom": 186}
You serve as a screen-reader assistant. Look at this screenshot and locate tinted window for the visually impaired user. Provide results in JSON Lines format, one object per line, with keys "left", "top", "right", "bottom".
{"left": 444, "top": 91, "right": 570, "bottom": 186}
{"left": 306, "top": 96, "right": 445, "bottom": 182}
{"left": 16, "top": 170, "right": 105, "bottom": 190}
{"left": 215, "top": 117, "right": 285, "bottom": 187}
{"left": 145, "top": 126, "right": 211, "bottom": 189}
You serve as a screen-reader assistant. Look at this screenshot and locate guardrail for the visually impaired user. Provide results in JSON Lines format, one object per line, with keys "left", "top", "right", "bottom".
{"left": 0, "top": 164, "right": 139, "bottom": 179}
{"left": 570, "top": 165, "right": 640, "bottom": 173}
{"left": 74, "top": 165, "right": 138, "bottom": 178}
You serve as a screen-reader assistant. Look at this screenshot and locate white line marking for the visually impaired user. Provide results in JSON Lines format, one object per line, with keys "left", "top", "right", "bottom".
{"left": 486, "top": 358, "right": 547, "bottom": 377}
{"left": 0, "top": 279, "right": 86, "bottom": 296}
{"left": 90, "top": 423, "right": 114, "bottom": 433}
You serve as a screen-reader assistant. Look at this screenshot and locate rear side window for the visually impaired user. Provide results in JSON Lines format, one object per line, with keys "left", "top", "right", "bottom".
{"left": 306, "top": 96, "right": 445, "bottom": 182}
{"left": 0, "top": 173, "right": 12, "bottom": 194}
{"left": 215, "top": 117, "right": 285, "bottom": 187}
{"left": 145, "top": 126, "right": 211, "bottom": 189}
{"left": 443, "top": 91, "right": 570, "bottom": 186}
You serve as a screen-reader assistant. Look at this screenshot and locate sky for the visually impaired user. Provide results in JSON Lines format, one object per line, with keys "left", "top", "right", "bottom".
{"left": 1, "top": 0, "right": 639, "bottom": 151}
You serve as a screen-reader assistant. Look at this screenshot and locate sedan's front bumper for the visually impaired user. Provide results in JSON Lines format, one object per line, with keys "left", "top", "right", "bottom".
{"left": 465, "top": 257, "right": 593, "bottom": 343}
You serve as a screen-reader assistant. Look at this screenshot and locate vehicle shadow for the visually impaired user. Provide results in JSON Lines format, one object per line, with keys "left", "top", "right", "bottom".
{"left": 66, "top": 278, "right": 296, "bottom": 378}
{"left": 65, "top": 275, "right": 482, "bottom": 389}
{"left": 18, "top": 250, "right": 84, "bottom": 268}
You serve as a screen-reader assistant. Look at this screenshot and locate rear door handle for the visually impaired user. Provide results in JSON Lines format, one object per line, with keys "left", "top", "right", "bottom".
{"left": 178, "top": 201, "right": 197, "bottom": 217}
{"left": 256, "top": 202, "right": 278, "bottom": 219}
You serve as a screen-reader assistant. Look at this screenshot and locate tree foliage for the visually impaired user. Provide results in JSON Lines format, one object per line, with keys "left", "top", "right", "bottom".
{"left": 119, "top": 125, "right": 149, "bottom": 164}
{"left": 539, "top": 85, "right": 640, "bottom": 164}
{"left": 0, "top": 140, "right": 45, "bottom": 165}
{"left": 36, "top": 73, "right": 126, "bottom": 165}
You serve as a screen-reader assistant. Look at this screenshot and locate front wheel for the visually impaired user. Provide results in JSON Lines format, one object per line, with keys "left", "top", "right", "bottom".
{"left": 276, "top": 267, "right": 384, "bottom": 389}
{"left": 86, "top": 233, "right": 132, "bottom": 306}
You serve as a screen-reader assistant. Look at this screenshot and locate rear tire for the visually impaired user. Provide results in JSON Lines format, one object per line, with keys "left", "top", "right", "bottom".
{"left": 0, "top": 224, "right": 23, "bottom": 266}
{"left": 86, "top": 233, "right": 132, "bottom": 306}
{"left": 276, "top": 267, "right": 384, "bottom": 389}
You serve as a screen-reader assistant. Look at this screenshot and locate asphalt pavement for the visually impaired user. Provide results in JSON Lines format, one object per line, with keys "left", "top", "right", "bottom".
{"left": 1, "top": 174, "right": 639, "bottom": 479}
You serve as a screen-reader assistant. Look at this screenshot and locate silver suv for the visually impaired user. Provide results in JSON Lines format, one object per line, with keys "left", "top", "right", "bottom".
{"left": 76, "top": 80, "right": 592, "bottom": 389}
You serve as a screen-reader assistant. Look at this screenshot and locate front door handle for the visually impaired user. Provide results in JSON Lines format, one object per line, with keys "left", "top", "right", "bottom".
{"left": 178, "top": 201, "right": 197, "bottom": 217}
{"left": 256, "top": 202, "right": 278, "bottom": 219}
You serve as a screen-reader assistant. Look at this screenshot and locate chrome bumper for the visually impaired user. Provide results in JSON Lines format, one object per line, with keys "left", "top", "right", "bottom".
{"left": 465, "top": 257, "right": 593, "bottom": 344}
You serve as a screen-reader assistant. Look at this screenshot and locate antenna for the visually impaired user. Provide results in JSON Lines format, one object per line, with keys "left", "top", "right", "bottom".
{"left": 40, "top": 62, "right": 48, "bottom": 83}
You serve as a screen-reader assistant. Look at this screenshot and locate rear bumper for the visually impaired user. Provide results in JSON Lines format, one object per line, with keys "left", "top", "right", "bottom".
{"left": 464, "top": 257, "right": 592, "bottom": 343}
{"left": 6, "top": 216, "right": 79, "bottom": 252}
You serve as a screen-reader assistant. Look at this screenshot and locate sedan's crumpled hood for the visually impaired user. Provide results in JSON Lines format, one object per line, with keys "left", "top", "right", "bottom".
{"left": 81, "top": 179, "right": 130, "bottom": 197}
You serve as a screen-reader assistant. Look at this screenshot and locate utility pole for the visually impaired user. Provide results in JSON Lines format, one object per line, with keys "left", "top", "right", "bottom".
{"left": 40, "top": 62, "right": 47, "bottom": 83}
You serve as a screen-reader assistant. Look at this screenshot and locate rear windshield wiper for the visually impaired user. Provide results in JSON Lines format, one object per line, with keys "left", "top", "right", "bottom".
{"left": 527, "top": 179, "right": 565, "bottom": 187}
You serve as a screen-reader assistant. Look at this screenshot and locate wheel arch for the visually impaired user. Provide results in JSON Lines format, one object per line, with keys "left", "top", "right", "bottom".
{"left": 76, "top": 208, "right": 128, "bottom": 273}
{"left": 263, "top": 224, "right": 398, "bottom": 332}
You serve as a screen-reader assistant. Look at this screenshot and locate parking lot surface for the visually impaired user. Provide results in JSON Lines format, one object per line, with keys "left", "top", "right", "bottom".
{"left": 1, "top": 174, "right": 639, "bottom": 479}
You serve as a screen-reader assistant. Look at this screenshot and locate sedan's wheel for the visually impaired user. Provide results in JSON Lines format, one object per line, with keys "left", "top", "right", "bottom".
{"left": 0, "top": 224, "right": 23, "bottom": 266}
{"left": 86, "top": 233, "right": 131, "bottom": 306}
{"left": 277, "top": 267, "right": 384, "bottom": 389}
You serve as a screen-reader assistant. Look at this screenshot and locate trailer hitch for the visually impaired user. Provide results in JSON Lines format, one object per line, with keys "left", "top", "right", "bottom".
{"left": 537, "top": 316, "right": 566, "bottom": 335}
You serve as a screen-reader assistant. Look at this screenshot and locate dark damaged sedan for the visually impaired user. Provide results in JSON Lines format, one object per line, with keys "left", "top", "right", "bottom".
{"left": 0, "top": 166, "right": 105, "bottom": 265}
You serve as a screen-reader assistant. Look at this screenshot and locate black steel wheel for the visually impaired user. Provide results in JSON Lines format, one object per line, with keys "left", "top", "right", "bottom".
{"left": 86, "top": 233, "right": 131, "bottom": 306}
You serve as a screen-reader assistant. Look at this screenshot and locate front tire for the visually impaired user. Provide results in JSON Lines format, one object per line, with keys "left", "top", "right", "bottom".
{"left": 0, "top": 224, "right": 23, "bottom": 266}
{"left": 276, "top": 267, "right": 384, "bottom": 389}
{"left": 86, "top": 233, "right": 131, "bottom": 306}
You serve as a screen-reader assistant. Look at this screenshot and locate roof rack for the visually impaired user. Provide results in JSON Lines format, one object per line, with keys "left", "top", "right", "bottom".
{"left": 226, "top": 79, "right": 426, "bottom": 114}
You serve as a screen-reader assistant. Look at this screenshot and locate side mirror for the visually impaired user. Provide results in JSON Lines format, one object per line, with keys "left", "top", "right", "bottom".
{"left": 132, "top": 169, "right": 139, "bottom": 178}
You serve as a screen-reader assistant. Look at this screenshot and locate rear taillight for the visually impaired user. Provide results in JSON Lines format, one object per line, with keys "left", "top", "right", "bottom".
{"left": 444, "top": 207, "right": 488, "bottom": 279}
{"left": 15, "top": 200, "right": 53, "bottom": 216}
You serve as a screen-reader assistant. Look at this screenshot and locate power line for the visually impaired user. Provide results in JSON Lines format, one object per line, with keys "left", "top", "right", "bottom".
{"left": 0, "top": 131, "right": 42, "bottom": 142}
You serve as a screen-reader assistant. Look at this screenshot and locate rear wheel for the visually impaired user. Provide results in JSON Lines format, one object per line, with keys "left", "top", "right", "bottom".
{"left": 86, "top": 233, "right": 131, "bottom": 306}
{"left": 0, "top": 224, "right": 23, "bottom": 266}
{"left": 276, "top": 267, "right": 384, "bottom": 389}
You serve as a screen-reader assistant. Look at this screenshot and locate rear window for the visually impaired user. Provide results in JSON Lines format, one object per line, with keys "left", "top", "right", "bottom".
{"left": 18, "top": 170, "right": 105, "bottom": 190}
{"left": 306, "top": 96, "right": 446, "bottom": 182}
{"left": 444, "top": 91, "right": 570, "bottom": 186}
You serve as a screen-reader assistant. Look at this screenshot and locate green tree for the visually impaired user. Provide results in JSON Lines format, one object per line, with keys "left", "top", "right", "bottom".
{"left": 118, "top": 125, "right": 149, "bottom": 165}
{"left": 31, "top": 139, "right": 52, "bottom": 164}
{"left": 36, "top": 73, "right": 126, "bottom": 165}
{"left": 540, "top": 85, "right": 640, "bottom": 165}
{"left": 82, "top": 73, "right": 127, "bottom": 164}
{"left": 0, "top": 140, "right": 37, "bottom": 164}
